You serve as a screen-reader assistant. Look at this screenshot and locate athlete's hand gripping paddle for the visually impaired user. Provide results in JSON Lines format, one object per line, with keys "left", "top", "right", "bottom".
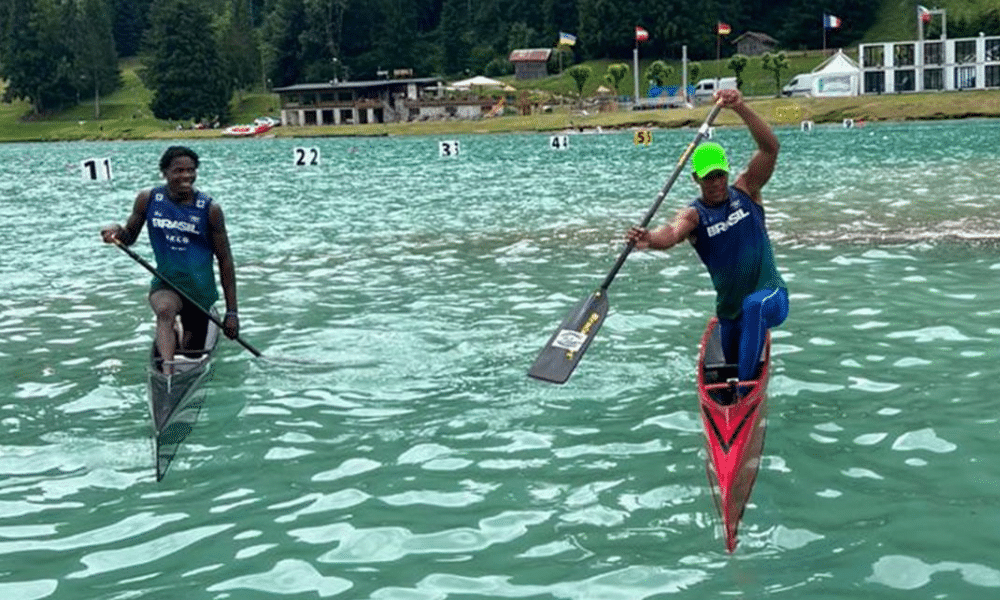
{"left": 111, "top": 237, "right": 263, "bottom": 357}
{"left": 527, "top": 102, "right": 725, "bottom": 384}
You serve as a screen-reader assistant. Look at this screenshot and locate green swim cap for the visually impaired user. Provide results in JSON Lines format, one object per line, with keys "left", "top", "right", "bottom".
{"left": 691, "top": 142, "right": 730, "bottom": 179}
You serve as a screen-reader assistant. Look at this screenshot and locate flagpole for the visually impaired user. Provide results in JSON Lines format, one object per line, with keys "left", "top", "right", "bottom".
{"left": 716, "top": 32, "right": 721, "bottom": 81}
{"left": 682, "top": 44, "right": 688, "bottom": 105}
{"left": 633, "top": 41, "right": 640, "bottom": 107}
{"left": 822, "top": 15, "right": 827, "bottom": 54}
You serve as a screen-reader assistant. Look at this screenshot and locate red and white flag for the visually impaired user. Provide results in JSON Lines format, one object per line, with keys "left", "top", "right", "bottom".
{"left": 717, "top": 22, "right": 731, "bottom": 36}
{"left": 635, "top": 26, "right": 649, "bottom": 43}
{"left": 918, "top": 5, "right": 932, "bottom": 24}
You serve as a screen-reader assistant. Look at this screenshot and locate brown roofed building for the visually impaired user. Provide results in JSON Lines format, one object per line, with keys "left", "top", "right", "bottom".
{"left": 509, "top": 48, "right": 552, "bottom": 79}
{"left": 733, "top": 32, "right": 779, "bottom": 56}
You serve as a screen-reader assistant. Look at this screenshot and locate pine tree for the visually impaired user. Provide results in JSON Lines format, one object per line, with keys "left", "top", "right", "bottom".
{"left": 261, "top": 0, "right": 306, "bottom": 88}
{"left": 217, "top": 0, "right": 261, "bottom": 94}
{"left": 438, "top": 0, "right": 471, "bottom": 76}
{"left": 112, "top": 0, "right": 154, "bottom": 58}
{"left": 0, "top": 0, "right": 78, "bottom": 113}
{"left": 142, "top": 0, "right": 230, "bottom": 123}
{"left": 75, "top": 0, "right": 121, "bottom": 118}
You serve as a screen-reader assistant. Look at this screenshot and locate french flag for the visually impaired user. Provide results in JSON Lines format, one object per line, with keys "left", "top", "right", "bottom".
{"left": 823, "top": 14, "right": 842, "bottom": 29}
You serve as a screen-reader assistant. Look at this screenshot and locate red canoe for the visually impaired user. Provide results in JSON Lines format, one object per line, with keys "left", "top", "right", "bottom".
{"left": 696, "top": 317, "right": 770, "bottom": 552}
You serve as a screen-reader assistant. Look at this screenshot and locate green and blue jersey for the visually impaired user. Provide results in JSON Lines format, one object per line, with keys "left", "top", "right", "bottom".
{"left": 145, "top": 186, "right": 218, "bottom": 309}
{"left": 689, "top": 186, "right": 786, "bottom": 320}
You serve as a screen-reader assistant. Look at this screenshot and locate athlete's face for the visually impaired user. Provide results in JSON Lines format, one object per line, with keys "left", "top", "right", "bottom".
{"left": 163, "top": 156, "right": 197, "bottom": 198}
{"left": 695, "top": 170, "right": 728, "bottom": 206}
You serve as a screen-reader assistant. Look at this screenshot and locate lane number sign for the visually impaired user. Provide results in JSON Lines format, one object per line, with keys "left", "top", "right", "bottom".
{"left": 633, "top": 130, "right": 652, "bottom": 146}
{"left": 439, "top": 140, "right": 460, "bottom": 158}
{"left": 294, "top": 147, "right": 321, "bottom": 166}
{"left": 81, "top": 157, "right": 112, "bottom": 181}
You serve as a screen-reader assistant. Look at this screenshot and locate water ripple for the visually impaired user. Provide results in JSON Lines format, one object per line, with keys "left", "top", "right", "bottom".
{"left": 1, "top": 123, "right": 999, "bottom": 598}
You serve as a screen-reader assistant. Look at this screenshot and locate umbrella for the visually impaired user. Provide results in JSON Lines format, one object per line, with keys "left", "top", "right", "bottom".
{"left": 450, "top": 75, "right": 507, "bottom": 89}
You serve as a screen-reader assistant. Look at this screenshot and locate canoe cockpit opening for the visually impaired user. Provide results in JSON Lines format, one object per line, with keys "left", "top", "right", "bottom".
{"left": 702, "top": 322, "right": 766, "bottom": 404}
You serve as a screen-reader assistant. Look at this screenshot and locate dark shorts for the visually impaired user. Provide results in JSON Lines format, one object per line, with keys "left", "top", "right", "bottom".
{"left": 150, "top": 285, "right": 210, "bottom": 356}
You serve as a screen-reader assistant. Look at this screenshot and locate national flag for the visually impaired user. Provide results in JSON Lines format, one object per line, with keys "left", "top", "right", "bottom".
{"left": 635, "top": 26, "right": 649, "bottom": 43}
{"left": 558, "top": 31, "right": 577, "bottom": 46}
{"left": 716, "top": 22, "right": 731, "bottom": 36}
{"left": 823, "top": 14, "right": 842, "bottom": 29}
{"left": 918, "top": 5, "right": 932, "bottom": 24}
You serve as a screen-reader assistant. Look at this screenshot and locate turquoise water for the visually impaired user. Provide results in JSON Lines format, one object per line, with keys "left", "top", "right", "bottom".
{"left": 2, "top": 119, "right": 999, "bottom": 599}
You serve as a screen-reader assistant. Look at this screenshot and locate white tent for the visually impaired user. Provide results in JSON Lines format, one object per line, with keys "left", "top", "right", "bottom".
{"left": 810, "top": 49, "right": 861, "bottom": 97}
{"left": 449, "top": 75, "right": 507, "bottom": 89}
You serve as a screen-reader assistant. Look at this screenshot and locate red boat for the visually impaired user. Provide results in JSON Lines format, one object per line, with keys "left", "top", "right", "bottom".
{"left": 221, "top": 122, "right": 273, "bottom": 136}
{"left": 696, "top": 317, "right": 770, "bottom": 552}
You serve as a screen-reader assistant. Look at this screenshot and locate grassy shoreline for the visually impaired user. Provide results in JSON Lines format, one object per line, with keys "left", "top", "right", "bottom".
{"left": 251, "top": 91, "right": 1000, "bottom": 139}
{"left": 2, "top": 90, "right": 996, "bottom": 143}
{"left": 2, "top": 56, "right": 998, "bottom": 143}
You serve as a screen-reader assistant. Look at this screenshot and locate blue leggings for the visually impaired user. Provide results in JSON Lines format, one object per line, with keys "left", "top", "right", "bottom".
{"left": 718, "top": 288, "right": 789, "bottom": 383}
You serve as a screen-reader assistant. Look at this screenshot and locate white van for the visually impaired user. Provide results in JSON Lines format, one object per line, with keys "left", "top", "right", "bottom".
{"left": 782, "top": 73, "right": 814, "bottom": 97}
{"left": 693, "top": 77, "right": 737, "bottom": 100}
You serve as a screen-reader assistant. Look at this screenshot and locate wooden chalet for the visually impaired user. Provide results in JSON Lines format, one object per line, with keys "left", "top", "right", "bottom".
{"left": 509, "top": 49, "right": 551, "bottom": 79}
{"left": 733, "top": 32, "right": 779, "bottom": 56}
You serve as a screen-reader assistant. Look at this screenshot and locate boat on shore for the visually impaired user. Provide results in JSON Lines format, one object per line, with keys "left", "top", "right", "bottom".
{"left": 696, "top": 316, "right": 771, "bottom": 552}
{"left": 221, "top": 121, "right": 274, "bottom": 136}
{"left": 148, "top": 309, "right": 220, "bottom": 481}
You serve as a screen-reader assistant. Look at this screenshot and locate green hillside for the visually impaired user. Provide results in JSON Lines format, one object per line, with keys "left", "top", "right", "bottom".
{"left": 532, "top": 52, "right": 832, "bottom": 100}
{"left": 1, "top": 0, "right": 998, "bottom": 141}
{"left": 0, "top": 59, "right": 283, "bottom": 142}
{"left": 530, "top": 0, "right": 1000, "bottom": 100}
{"left": 863, "top": 0, "right": 999, "bottom": 43}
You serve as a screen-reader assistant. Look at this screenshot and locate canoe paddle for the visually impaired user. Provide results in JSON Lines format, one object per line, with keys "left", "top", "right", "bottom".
{"left": 112, "top": 238, "right": 263, "bottom": 357}
{"left": 528, "top": 101, "right": 725, "bottom": 384}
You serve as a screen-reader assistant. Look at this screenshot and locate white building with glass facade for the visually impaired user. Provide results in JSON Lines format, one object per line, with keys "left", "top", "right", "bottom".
{"left": 858, "top": 34, "right": 1000, "bottom": 94}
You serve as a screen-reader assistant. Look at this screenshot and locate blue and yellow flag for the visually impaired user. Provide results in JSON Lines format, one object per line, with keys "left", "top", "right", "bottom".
{"left": 558, "top": 32, "right": 577, "bottom": 46}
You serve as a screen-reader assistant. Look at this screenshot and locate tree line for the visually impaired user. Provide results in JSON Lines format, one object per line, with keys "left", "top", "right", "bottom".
{"left": 1, "top": 0, "right": 994, "bottom": 122}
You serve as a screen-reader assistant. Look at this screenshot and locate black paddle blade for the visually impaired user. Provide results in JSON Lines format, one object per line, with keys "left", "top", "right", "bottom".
{"left": 528, "top": 289, "right": 610, "bottom": 384}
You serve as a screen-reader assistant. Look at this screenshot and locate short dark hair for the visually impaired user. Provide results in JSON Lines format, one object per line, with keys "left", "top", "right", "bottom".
{"left": 159, "top": 146, "right": 199, "bottom": 171}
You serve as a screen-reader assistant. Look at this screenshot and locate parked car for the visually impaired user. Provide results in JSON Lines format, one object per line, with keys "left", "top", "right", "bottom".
{"left": 693, "top": 77, "right": 737, "bottom": 101}
{"left": 782, "top": 74, "right": 814, "bottom": 96}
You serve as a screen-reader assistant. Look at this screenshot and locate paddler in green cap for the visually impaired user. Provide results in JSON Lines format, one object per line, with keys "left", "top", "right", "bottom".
{"left": 627, "top": 88, "right": 788, "bottom": 395}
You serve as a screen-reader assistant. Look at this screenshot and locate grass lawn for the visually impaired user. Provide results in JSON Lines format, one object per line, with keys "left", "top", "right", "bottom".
{"left": 507, "top": 52, "right": 832, "bottom": 101}
{"left": 1, "top": 51, "right": 998, "bottom": 142}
